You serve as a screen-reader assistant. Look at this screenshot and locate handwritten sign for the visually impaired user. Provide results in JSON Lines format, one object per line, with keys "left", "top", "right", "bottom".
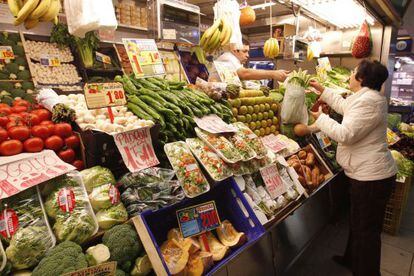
{"left": 177, "top": 201, "right": 221, "bottom": 238}
{"left": 0, "top": 150, "right": 75, "bottom": 200}
{"left": 317, "top": 57, "right": 332, "bottom": 71}
{"left": 261, "top": 134, "right": 287, "bottom": 153}
{"left": 63, "top": 261, "right": 117, "bottom": 276}
{"left": 113, "top": 127, "right": 159, "bottom": 172}
{"left": 0, "top": 46, "right": 14, "bottom": 59}
{"left": 213, "top": 60, "right": 242, "bottom": 86}
{"left": 40, "top": 54, "right": 60, "bottom": 66}
{"left": 96, "top": 51, "right": 112, "bottom": 64}
{"left": 260, "top": 164, "right": 287, "bottom": 199}
{"left": 84, "top": 82, "right": 126, "bottom": 109}
{"left": 314, "top": 132, "right": 332, "bottom": 149}
{"left": 122, "top": 38, "right": 165, "bottom": 78}
{"left": 194, "top": 114, "right": 237, "bottom": 134}
{"left": 386, "top": 128, "right": 401, "bottom": 146}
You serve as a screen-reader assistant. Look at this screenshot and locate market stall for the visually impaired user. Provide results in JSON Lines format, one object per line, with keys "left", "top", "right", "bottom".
{"left": 0, "top": 0, "right": 411, "bottom": 275}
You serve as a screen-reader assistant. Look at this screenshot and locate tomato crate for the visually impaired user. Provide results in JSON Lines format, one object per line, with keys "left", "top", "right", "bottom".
{"left": 134, "top": 178, "right": 265, "bottom": 276}
{"left": 383, "top": 176, "right": 412, "bottom": 235}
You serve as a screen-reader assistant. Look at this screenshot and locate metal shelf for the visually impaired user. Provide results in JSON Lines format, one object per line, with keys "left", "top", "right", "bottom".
{"left": 117, "top": 23, "right": 148, "bottom": 32}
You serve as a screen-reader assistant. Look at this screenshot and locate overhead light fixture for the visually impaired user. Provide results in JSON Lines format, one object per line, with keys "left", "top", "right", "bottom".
{"left": 290, "top": 0, "right": 375, "bottom": 29}
{"left": 251, "top": 2, "right": 276, "bottom": 10}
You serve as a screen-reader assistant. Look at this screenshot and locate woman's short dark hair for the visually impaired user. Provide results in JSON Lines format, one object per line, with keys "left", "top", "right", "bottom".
{"left": 355, "top": 60, "right": 389, "bottom": 91}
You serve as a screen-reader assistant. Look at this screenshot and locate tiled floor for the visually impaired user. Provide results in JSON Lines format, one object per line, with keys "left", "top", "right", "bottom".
{"left": 286, "top": 184, "right": 414, "bottom": 276}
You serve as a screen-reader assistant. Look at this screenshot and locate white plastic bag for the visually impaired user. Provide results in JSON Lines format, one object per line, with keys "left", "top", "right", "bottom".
{"left": 280, "top": 83, "right": 308, "bottom": 124}
{"left": 64, "top": 0, "right": 117, "bottom": 38}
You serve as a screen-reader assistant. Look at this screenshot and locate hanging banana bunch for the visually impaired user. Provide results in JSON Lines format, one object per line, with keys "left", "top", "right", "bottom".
{"left": 200, "top": 18, "right": 233, "bottom": 53}
{"left": 7, "top": 0, "right": 61, "bottom": 29}
{"left": 307, "top": 46, "right": 314, "bottom": 61}
{"left": 191, "top": 46, "right": 207, "bottom": 64}
{"left": 263, "top": 38, "right": 279, "bottom": 59}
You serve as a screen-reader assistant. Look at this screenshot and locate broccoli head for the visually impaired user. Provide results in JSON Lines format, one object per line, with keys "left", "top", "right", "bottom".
{"left": 53, "top": 210, "right": 97, "bottom": 244}
{"left": 32, "top": 241, "right": 88, "bottom": 276}
{"left": 102, "top": 224, "right": 142, "bottom": 272}
{"left": 5, "top": 225, "right": 53, "bottom": 270}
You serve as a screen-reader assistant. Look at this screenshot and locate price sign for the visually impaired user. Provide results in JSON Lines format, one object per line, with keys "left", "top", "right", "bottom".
{"left": 386, "top": 128, "right": 401, "bottom": 146}
{"left": 213, "top": 60, "right": 242, "bottom": 86}
{"left": 63, "top": 261, "right": 117, "bottom": 276}
{"left": 194, "top": 114, "right": 237, "bottom": 134}
{"left": 317, "top": 57, "right": 332, "bottom": 71}
{"left": 122, "top": 38, "right": 165, "bottom": 78}
{"left": 113, "top": 127, "right": 159, "bottom": 172}
{"left": 315, "top": 132, "right": 332, "bottom": 149}
{"left": 260, "top": 164, "right": 287, "bottom": 199}
{"left": 84, "top": 82, "right": 126, "bottom": 109}
{"left": 40, "top": 54, "right": 60, "bottom": 66}
{"left": 0, "top": 46, "right": 14, "bottom": 59}
{"left": 261, "top": 134, "right": 287, "bottom": 153}
{"left": 177, "top": 201, "right": 221, "bottom": 238}
{"left": 96, "top": 51, "right": 112, "bottom": 64}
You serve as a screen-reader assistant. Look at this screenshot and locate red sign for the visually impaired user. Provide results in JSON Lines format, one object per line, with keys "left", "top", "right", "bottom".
{"left": 194, "top": 114, "right": 237, "bottom": 134}
{"left": 112, "top": 127, "right": 159, "bottom": 172}
{"left": 108, "top": 185, "right": 120, "bottom": 205}
{"left": 58, "top": 187, "right": 76, "bottom": 213}
{"left": 0, "top": 209, "right": 19, "bottom": 238}
{"left": 0, "top": 150, "right": 75, "bottom": 200}
{"left": 261, "top": 134, "right": 287, "bottom": 153}
{"left": 260, "top": 164, "right": 287, "bottom": 199}
{"left": 0, "top": 46, "right": 14, "bottom": 59}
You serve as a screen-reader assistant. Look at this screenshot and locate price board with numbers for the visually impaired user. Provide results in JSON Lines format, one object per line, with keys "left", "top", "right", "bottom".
{"left": 122, "top": 38, "right": 165, "bottom": 78}
{"left": 84, "top": 82, "right": 126, "bottom": 109}
{"left": 177, "top": 201, "right": 221, "bottom": 238}
{"left": 96, "top": 51, "right": 112, "bottom": 64}
{"left": 40, "top": 54, "right": 60, "bottom": 66}
{"left": 260, "top": 164, "right": 287, "bottom": 199}
{"left": 0, "top": 46, "right": 14, "bottom": 59}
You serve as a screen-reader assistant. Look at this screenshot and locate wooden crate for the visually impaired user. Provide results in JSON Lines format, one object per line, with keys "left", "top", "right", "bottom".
{"left": 383, "top": 176, "right": 412, "bottom": 235}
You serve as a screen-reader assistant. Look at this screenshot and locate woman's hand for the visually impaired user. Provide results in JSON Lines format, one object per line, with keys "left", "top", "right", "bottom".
{"left": 309, "top": 80, "right": 325, "bottom": 93}
{"left": 310, "top": 106, "right": 323, "bottom": 120}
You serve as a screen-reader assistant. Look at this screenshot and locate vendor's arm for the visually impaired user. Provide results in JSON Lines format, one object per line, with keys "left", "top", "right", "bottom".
{"left": 237, "top": 68, "right": 288, "bottom": 82}
{"left": 315, "top": 100, "right": 379, "bottom": 145}
{"left": 309, "top": 80, "right": 346, "bottom": 115}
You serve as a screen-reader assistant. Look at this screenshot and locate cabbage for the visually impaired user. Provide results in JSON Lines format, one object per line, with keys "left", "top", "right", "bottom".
{"left": 391, "top": 150, "right": 414, "bottom": 179}
{"left": 80, "top": 166, "right": 116, "bottom": 192}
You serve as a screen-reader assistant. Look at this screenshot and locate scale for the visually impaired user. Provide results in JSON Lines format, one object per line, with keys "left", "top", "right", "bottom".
{"left": 156, "top": 0, "right": 201, "bottom": 45}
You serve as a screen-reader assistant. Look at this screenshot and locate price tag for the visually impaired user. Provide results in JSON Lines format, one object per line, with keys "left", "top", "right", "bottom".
{"left": 213, "top": 60, "right": 242, "bottom": 86}
{"left": 315, "top": 132, "right": 332, "bottom": 149}
{"left": 113, "top": 127, "right": 159, "bottom": 172}
{"left": 0, "top": 209, "right": 19, "bottom": 239}
{"left": 317, "top": 57, "right": 332, "bottom": 71}
{"left": 163, "top": 29, "right": 177, "bottom": 40}
{"left": 0, "top": 150, "right": 75, "bottom": 200}
{"left": 260, "top": 164, "right": 287, "bottom": 199}
{"left": 40, "top": 54, "right": 60, "bottom": 66}
{"left": 122, "top": 38, "right": 165, "bottom": 78}
{"left": 386, "top": 128, "right": 401, "bottom": 146}
{"left": 261, "top": 134, "right": 287, "bottom": 153}
{"left": 0, "top": 46, "right": 14, "bottom": 59}
{"left": 63, "top": 261, "right": 117, "bottom": 276}
{"left": 84, "top": 82, "right": 126, "bottom": 109}
{"left": 96, "top": 51, "right": 112, "bottom": 64}
{"left": 194, "top": 114, "right": 237, "bottom": 134}
{"left": 176, "top": 201, "right": 221, "bottom": 238}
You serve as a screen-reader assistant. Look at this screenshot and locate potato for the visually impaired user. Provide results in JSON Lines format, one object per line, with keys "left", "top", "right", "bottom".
{"left": 305, "top": 153, "right": 315, "bottom": 166}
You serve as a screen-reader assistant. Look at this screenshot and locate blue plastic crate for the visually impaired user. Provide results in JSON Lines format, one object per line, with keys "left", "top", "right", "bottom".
{"left": 140, "top": 178, "right": 265, "bottom": 275}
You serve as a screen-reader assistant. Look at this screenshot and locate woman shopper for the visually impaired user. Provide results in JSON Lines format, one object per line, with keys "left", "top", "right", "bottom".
{"left": 308, "top": 60, "right": 397, "bottom": 276}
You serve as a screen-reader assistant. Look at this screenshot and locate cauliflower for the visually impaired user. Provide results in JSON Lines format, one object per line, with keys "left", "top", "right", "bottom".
{"left": 32, "top": 241, "right": 88, "bottom": 276}
{"left": 53, "top": 210, "right": 97, "bottom": 244}
{"left": 102, "top": 224, "right": 142, "bottom": 272}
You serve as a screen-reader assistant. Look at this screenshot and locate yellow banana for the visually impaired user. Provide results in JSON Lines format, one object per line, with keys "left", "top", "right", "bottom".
{"left": 271, "top": 38, "right": 279, "bottom": 57}
{"left": 7, "top": 0, "right": 22, "bottom": 17}
{"left": 39, "top": 0, "right": 60, "bottom": 22}
{"left": 307, "top": 47, "right": 314, "bottom": 60}
{"left": 28, "top": 0, "right": 51, "bottom": 20}
{"left": 263, "top": 39, "right": 270, "bottom": 57}
{"left": 210, "top": 29, "right": 222, "bottom": 52}
{"left": 219, "top": 19, "right": 228, "bottom": 43}
{"left": 220, "top": 19, "right": 232, "bottom": 46}
{"left": 53, "top": 15, "right": 58, "bottom": 24}
{"left": 24, "top": 17, "right": 39, "bottom": 29}
{"left": 14, "top": 0, "right": 39, "bottom": 25}
{"left": 200, "top": 31, "right": 210, "bottom": 48}
{"left": 204, "top": 19, "right": 222, "bottom": 38}
{"left": 204, "top": 28, "right": 219, "bottom": 52}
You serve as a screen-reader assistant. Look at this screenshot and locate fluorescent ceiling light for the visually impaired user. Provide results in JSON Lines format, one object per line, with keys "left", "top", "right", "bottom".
{"left": 290, "top": 0, "right": 375, "bottom": 29}
{"left": 251, "top": 2, "right": 276, "bottom": 9}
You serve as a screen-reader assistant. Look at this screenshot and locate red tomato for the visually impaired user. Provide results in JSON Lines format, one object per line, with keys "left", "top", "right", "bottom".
{"left": 24, "top": 113, "right": 40, "bottom": 126}
{"left": 23, "top": 137, "right": 44, "bottom": 153}
{"left": 0, "top": 107, "right": 12, "bottom": 115}
{"left": 0, "top": 128, "right": 8, "bottom": 143}
{"left": 13, "top": 99, "right": 31, "bottom": 107}
{"left": 11, "top": 105, "right": 28, "bottom": 113}
{"left": 58, "top": 148, "right": 75, "bottom": 163}
{"left": 0, "top": 140, "right": 23, "bottom": 156}
{"left": 31, "top": 125, "right": 51, "bottom": 140}
{"left": 54, "top": 123, "right": 72, "bottom": 138}
{"left": 31, "top": 109, "right": 51, "bottom": 122}
{"left": 0, "top": 104, "right": 10, "bottom": 109}
{"left": 8, "top": 113, "right": 24, "bottom": 120}
{"left": 6, "top": 120, "right": 25, "bottom": 129}
{"left": 65, "top": 135, "right": 80, "bottom": 149}
{"left": 72, "top": 160, "right": 85, "bottom": 170}
{"left": 0, "top": 116, "right": 9, "bottom": 128}
{"left": 8, "top": 126, "right": 30, "bottom": 141}
{"left": 45, "top": 135, "right": 64, "bottom": 151}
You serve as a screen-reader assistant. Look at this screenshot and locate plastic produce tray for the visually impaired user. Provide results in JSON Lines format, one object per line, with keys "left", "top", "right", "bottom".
{"left": 140, "top": 178, "right": 265, "bottom": 275}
